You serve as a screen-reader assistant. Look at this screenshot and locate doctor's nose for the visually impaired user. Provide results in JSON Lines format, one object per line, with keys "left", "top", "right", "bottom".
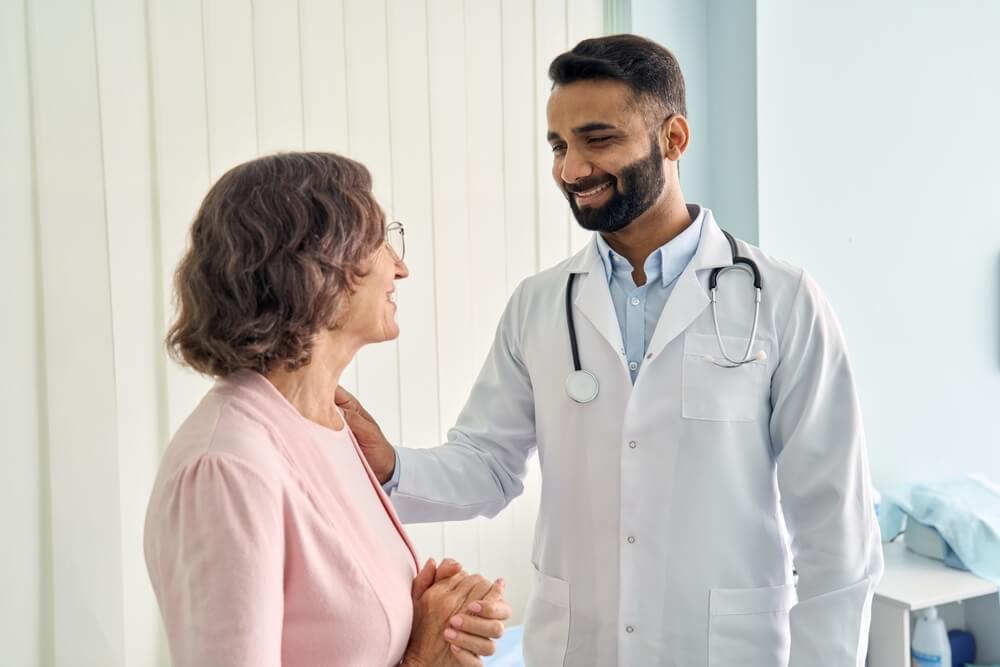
{"left": 558, "top": 148, "right": 593, "bottom": 185}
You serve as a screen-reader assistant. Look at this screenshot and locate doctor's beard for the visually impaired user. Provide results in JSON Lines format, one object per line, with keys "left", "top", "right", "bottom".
{"left": 566, "top": 137, "right": 666, "bottom": 234}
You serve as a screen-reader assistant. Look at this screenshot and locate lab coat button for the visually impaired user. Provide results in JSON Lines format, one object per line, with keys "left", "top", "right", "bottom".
{"left": 627, "top": 536, "right": 635, "bottom": 543}
{"left": 625, "top": 625, "right": 634, "bottom": 633}
{"left": 628, "top": 440, "right": 637, "bottom": 449}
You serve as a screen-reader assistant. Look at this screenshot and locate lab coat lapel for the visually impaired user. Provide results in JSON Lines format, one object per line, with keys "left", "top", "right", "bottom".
{"left": 565, "top": 239, "right": 627, "bottom": 364}
{"left": 645, "top": 211, "right": 733, "bottom": 360}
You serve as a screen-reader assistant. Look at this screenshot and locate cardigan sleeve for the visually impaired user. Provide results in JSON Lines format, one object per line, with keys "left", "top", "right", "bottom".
{"left": 144, "top": 453, "right": 285, "bottom": 667}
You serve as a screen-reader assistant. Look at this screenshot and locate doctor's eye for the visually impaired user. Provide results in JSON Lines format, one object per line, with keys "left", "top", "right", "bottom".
{"left": 587, "top": 136, "right": 612, "bottom": 146}
{"left": 550, "top": 143, "right": 566, "bottom": 155}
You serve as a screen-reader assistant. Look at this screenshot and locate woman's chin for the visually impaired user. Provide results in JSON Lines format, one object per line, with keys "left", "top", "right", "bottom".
{"left": 374, "top": 323, "right": 400, "bottom": 343}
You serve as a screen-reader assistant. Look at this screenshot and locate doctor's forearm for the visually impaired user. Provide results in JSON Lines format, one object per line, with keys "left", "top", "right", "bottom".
{"left": 391, "top": 444, "right": 523, "bottom": 523}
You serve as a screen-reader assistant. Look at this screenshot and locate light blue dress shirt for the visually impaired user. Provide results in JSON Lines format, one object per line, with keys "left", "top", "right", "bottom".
{"left": 596, "top": 204, "right": 705, "bottom": 384}
{"left": 383, "top": 205, "right": 707, "bottom": 493}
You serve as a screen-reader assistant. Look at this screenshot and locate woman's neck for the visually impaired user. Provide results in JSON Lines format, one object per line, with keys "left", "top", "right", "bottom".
{"left": 266, "top": 331, "right": 360, "bottom": 431}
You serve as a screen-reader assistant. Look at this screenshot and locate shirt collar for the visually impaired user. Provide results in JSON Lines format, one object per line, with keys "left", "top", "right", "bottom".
{"left": 594, "top": 204, "right": 706, "bottom": 287}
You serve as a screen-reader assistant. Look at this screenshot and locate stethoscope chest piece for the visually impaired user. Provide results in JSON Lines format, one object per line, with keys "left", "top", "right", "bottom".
{"left": 565, "top": 369, "right": 599, "bottom": 404}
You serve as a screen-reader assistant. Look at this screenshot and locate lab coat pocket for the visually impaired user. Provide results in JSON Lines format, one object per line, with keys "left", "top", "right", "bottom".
{"left": 522, "top": 564, "right": 570, "bottom": 667}
{"left": 708, "top": 583, "right": 796, "bottom": 667}
{"left": 682, "top": 333, "right": 768, "bottom": 422}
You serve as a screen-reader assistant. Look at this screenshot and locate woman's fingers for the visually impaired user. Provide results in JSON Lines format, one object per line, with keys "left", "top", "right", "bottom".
{"left": 459, "top": 575, "right": 494, "bottom": 606}
{"left": 445, "top": 570, "right": 472, "bottom": 592}
{"left": 411, "top": 558, "right": 436, "bottom": 601}
{"left": 434, "top": 558, "right": 463, "bottom": 583}
{"left": 449, "top": 644, "right": 484, "bottom": 667}
{"left": 483, "top": 578, "right": 504, "bottom": 600}
{"left": 444, "top": 628, "right": 496, "bottom": 658}
{"left": 468, "top": 598, "right": 512, "bottom": 620}
{"left": 449, "top": 613, "right": 505, "bottom": 639}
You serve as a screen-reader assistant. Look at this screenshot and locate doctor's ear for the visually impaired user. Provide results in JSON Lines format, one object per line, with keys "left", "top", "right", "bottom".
{"left": 660, "top": 114, "right": 690, "bottom": 161}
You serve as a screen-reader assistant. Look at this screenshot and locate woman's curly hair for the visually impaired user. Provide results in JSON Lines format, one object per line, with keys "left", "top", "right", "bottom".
{"left": 166, "top": 152, "right": 385, "bottom": 377}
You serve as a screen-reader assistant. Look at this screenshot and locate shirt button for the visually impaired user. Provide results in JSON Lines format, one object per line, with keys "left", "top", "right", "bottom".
{"left": 627, "top": 536, "right": 636, "bottom": 544}
{"left": 628, "top": 361, "right": 638, "bottom": 371}
{"left": 626, "top": 625, "right": 635, "bottom": 633}
{"left": 630, "top": 297, "right": 640, "bottom": 306}
{"left": 628, "top": 440, "right": 637, "bottom": 449}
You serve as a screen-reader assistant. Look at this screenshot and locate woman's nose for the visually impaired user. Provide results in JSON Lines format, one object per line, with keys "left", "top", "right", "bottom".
{"left": 394, "top": 259, "right": 409, "bottom": 279}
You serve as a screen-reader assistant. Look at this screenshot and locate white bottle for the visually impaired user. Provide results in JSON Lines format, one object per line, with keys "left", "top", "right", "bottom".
{"left": 911, "top": 606, "right": 951, "bottom": 667}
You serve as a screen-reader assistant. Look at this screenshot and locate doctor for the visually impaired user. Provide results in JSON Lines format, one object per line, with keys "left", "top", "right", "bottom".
{"left": 338, "top": 34, "right": 883, "bottom": 666}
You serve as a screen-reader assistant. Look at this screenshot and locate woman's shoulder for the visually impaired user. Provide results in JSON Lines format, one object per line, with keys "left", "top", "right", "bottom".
{"left": 158, "top": 380, "right": 290, "bottom": 489}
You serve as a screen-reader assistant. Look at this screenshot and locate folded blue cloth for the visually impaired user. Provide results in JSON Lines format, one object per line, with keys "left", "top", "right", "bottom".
{"left": 879, "top": 475, "right": 1000, "bottom": 584}
{"left": 483, "top": 624, "right": 524, "bottom": 667}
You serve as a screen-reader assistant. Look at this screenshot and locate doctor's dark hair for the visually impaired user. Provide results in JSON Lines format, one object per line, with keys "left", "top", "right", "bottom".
{"left": 548, "top": 34, "right": 687, "bottom": 125}
{"left": 166, "top": 151, "right": 385, "bottom": 378}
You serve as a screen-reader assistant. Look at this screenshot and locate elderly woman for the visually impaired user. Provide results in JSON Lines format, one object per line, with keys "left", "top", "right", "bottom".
{"left": 144, "top": 152, "right": 509, "bottom": 666}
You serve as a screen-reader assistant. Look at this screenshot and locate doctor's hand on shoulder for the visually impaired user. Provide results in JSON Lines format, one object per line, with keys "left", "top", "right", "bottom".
{"left": 335, "top": 386, "right": 396, "bottom": 483}
{"left": 404, "top": 557, "right": 511, "bottom": 667}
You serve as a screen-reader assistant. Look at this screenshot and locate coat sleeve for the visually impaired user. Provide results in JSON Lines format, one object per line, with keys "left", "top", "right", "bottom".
{"left": 770, "top": 271, "right": 884, "bottom": 667}
{"left": 391, "top": 283, "right": 536, "bottom": 522}
{"left": 144, "top": 453, "right": 284, "bottom": 667}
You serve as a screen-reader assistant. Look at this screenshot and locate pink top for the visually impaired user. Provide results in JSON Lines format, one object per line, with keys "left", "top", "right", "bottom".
{"left": 144, "top": 370, "right": 419, "bottom": 667}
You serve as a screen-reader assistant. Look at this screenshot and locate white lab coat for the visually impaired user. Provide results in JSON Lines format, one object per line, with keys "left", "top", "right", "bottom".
{"left": 391, "top": 210, "right": 883, "bottom": 666}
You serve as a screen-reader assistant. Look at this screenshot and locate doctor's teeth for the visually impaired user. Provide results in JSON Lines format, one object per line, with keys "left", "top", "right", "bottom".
{"left": 578, "top": 182, "right": 611, "bottom": 197}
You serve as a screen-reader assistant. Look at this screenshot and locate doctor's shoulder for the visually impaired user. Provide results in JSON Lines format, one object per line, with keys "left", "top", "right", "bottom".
{"left": 738, "top": 241, "right": 849, "bottom": 347}
{"left": 504, "top": 255, "right": 578, "bottom": 314}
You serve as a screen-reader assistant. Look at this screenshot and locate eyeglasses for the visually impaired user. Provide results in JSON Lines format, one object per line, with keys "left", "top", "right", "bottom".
{"left": 386, "top": 221, "right": 405, "bottom": 261}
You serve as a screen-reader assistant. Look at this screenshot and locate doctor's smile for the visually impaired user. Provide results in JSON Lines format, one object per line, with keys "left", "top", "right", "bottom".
{"left": 569, "top": 179, "right": 613, "bottom": 206}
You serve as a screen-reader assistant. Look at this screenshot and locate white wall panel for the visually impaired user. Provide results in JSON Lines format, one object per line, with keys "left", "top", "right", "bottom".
{"left": 464, "top": 0, "right": 508, "bottom": 359}
{"left": 501, "top": 0, "right": 538, "bottom": 291}
{"left": 253, "top": 0, "right": 304, "bottom": 153}
{"left": 92, "top": 0, "right": 165, "bottom": 663}
{"left": 426, "top": 0, "right": 481, "bottom": 571}
{"left": 299, "top": 0, "right": 350, "bottom": 153}
{"left": 26, "top": 0, "right": 125, "bottom": 662}
{"left": 203, "top": 0, "right": 258, "bottom": 179}
{"left": 0, "top": 0, "right": 45, "bottom": 663}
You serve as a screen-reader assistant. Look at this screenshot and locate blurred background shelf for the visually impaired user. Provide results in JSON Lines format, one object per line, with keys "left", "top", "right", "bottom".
{"left": 868, "top": 541, "right": 1000, "bottom": 667}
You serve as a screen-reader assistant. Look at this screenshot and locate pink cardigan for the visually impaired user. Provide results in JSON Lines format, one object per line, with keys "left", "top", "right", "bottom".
{"left": 144, "top": 371, "right": 419, "bottom": 666}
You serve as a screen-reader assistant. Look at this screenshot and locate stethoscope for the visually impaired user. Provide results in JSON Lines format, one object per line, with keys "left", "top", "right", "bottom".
{"left": 564, "top": 230, "right": 766, "bottom": 404}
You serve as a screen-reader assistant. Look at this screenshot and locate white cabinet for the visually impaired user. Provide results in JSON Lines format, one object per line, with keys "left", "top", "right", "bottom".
{"left": 868, "top": 541, "right": 1000, "bottom": 667}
